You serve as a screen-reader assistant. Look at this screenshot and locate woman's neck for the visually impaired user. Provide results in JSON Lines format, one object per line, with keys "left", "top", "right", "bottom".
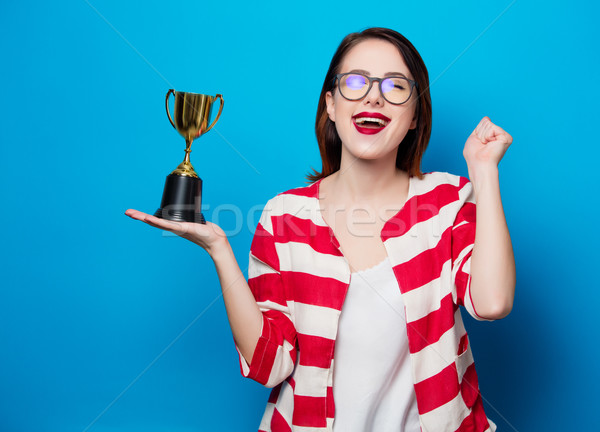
{"left": 331, "top": 155, "right": 407, "bottom": 204}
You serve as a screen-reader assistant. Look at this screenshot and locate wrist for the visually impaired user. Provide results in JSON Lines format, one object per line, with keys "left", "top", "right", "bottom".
{"left": 207, "top": 235, "right": 232, "bottom": 262}
{"left": 468, "top": 164, "right": 499, "bottom": 198}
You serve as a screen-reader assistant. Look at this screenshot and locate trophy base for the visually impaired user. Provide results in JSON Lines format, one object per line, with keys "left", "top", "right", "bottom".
{"left": 154, "top": 208, "right": 206, "bottom": 224}
{"left": 154, "top": 173, "right": 206, "bottom": 224}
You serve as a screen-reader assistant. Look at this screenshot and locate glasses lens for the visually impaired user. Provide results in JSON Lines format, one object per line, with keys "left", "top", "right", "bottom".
{"left": 381, "top": 77, "right": 412, "bottom": 104}
{"left": 340, "top": 74, "right": 368, "bottom": 100}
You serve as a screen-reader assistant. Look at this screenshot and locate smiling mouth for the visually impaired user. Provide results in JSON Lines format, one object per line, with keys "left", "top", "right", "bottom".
{"left": 352, "top": 113, "right": 391, "bottom": 135}
{"left": 354, "top": 116, "right": 389, "bottom": 127}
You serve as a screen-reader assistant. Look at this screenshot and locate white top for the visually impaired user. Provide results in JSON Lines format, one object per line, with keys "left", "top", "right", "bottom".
{"left": 332, "top": 257, "right": 420, "bottom": 432}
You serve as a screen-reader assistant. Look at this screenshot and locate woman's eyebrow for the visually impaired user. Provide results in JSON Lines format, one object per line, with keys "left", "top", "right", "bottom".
{"left": 347, "top": 68, "right": 370, "bottom": 75}
{"left": 346, "top": 69, "right": 410, "bottom": 78}
{"left": 384, "top": 72, "right": 409, "bottom": 78}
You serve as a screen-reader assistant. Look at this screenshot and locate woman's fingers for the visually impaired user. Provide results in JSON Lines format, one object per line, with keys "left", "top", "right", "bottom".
{"left": 124, "top": 209, "right": 226, "bottom": 252}
{"left": 125, "top": 209, "right": 148, "bottom": 221}
{"left": 473, "top": 117, "right": 512, "bottom": 147}
{"left": 145, "top": 216, "right": 186, "bottom": 234}
{"left": 125, "top": 209, "right": 187, "bottom": 234}
{"left": 474, "top": 116, "right": 493, "bottom": 143}
{"left": 465, "top": 116, "right": 513, "bottom": 167}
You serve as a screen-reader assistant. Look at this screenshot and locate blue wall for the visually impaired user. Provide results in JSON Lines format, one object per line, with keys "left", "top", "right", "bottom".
{"left": 1, "top": 1, "right": 598, "bottom": 430}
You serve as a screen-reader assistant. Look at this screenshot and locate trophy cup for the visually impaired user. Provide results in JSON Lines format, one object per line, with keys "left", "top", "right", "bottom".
{"left": 154, "top": 89, "right": 224, "bottom": 223}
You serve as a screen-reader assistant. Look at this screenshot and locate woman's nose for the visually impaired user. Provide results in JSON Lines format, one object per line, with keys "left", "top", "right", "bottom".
{"left": 363, "top": 81, "right": 384, "bottom": 105}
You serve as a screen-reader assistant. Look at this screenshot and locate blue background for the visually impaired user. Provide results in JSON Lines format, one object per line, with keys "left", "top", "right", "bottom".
{"left": 1, "top": 0, "right": 598, "bottom": 430}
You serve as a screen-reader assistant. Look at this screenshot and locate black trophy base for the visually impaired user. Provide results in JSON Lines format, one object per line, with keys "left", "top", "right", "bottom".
{"left": 154, "top": 173, "right": 206, "bottom": 224}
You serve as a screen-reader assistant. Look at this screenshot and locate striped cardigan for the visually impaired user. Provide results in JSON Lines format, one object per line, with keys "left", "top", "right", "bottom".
{"left": 236, "top": 172, "right": 497, "bottom": 432}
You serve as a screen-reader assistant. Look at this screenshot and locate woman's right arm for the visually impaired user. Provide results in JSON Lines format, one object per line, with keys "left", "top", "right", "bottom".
{"left": 124, "top": 209, "right": 262, "bottom": 365}
{"left": 208, "top": 236, "right": 263, "bottom": 364}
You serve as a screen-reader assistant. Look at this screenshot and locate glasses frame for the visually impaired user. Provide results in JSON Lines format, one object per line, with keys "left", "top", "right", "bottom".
{"left": 333, "top": 72, "right": 417, "bottom": 105}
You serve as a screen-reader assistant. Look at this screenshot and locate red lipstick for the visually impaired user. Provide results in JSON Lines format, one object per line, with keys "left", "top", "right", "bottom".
{"left": 352, "top": 112, "right": 391, "bottom": 135}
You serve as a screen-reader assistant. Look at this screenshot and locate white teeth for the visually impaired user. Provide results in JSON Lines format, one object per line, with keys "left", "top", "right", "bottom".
{"left": 354, "top": 117, "right": 389, "bottom": 126}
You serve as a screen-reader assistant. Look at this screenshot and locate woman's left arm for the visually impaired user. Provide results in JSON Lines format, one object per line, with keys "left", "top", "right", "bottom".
{"left": 464, "top": 116, "right": 516, "bottom": 320}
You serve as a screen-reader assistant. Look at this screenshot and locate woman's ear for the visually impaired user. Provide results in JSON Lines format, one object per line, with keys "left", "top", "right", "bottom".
{"left": 409, "top": 102, "right": 418, "bottom": 130}
{"left": 409, "top": 114, "right": 417, "bottom": 130}
{"left": 325, "top": 91, "right": 336, "bottom": 122}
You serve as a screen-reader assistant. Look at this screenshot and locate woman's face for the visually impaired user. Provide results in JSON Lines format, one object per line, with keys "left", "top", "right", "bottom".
{"left": 325, "top": 38, "right": 417, "bottom": 165}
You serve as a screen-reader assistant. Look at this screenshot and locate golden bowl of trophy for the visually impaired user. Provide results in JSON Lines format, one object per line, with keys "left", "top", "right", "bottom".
{"left": 154, "top": 89, "right": 224, "bottom": 223}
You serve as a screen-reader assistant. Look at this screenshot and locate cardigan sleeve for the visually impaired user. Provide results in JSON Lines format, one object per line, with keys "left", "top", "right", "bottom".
{"left": 451, "top": 178, "right": 494, "bottom": 321}
{"left": 235, "top": 198, "right": 298, "bottom": 388}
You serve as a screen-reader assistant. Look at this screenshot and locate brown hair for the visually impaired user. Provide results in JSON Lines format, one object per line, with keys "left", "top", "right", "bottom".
{"left": 307, "top": 27, "right": 432, "bottom": 182}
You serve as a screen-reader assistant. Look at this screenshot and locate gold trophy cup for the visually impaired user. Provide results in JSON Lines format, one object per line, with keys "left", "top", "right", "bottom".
{"left": 154, "top": 90, "right": 224, "bottom": 223}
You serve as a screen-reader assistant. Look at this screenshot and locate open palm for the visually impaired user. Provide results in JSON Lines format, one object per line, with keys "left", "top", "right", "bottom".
{"left": 125, "top": 209, "right": 227, "bottom": 254}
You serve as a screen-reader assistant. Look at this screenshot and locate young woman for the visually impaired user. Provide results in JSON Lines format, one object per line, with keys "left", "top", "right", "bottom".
{"left": 126, "top": 27, "right": 514, "bottom": 432}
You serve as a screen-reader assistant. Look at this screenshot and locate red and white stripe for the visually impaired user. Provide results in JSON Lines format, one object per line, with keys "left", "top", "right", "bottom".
{"left": 237, "top": 172, "right": 496, "bottom": 432}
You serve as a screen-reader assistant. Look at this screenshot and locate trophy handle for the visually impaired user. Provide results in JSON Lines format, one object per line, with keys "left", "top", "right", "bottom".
{"left": 204, "top": 94, "right": 224, "bottom": 134}
{"left": 165, "top": 89, "right": 176, "bottom": 129}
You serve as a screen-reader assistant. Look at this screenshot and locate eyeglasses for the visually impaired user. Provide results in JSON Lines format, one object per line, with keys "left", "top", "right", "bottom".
{"left": 334, "top": 72, "right": 417, "bottom": 105}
